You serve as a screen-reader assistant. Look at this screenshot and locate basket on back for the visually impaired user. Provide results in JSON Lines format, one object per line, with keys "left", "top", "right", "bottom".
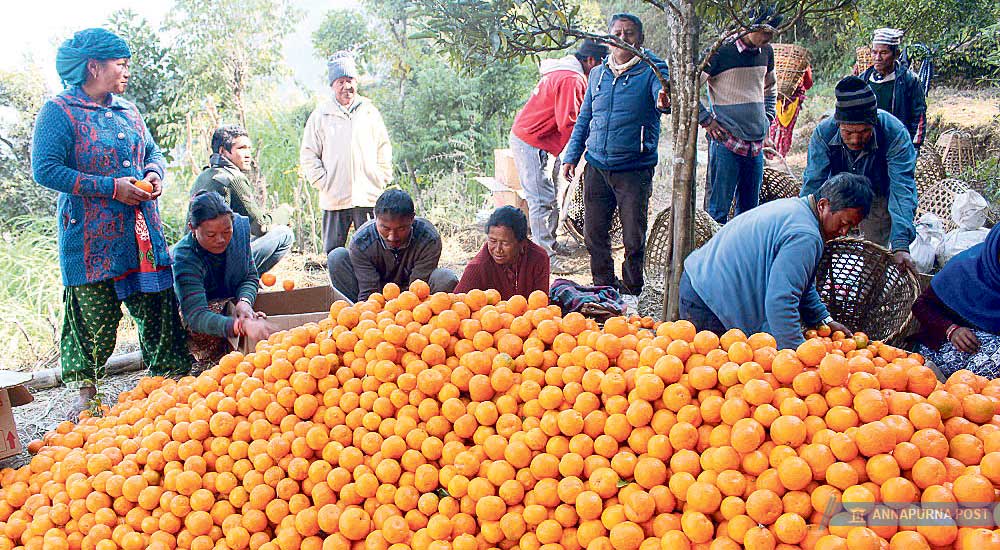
{"left": 915, "top": 148, "right": 947, "bottom": 195}
{"left": 935, "top": 130, "right": 977, "bottom": 176}
{"left": 815, "top": 238, "right": 919, "bottom": 344}
{"left": 562, "top": 162, "right": 624, "bottom": 250}
{"left": 917, "top": 177, "right": 999, "bottom": 232}
{"left": 854, "top": 46, "right": 874, "bottom": 74}
{"left": 772, "top": 44, "right": 811, "bottom": 99}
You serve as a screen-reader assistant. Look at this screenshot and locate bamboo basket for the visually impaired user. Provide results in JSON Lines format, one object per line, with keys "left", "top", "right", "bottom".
{"left": 915, "top": 148, "right": 947, "bottom": 195}
{"left": 761, "top": 167, "right": 801, "bottom": 202}
{"left": 772, "top": 44, "right": 811, "bottom": 99}
{"left": 935, "top": 130, "right": 977, "bottom": 176}
{"left": 727, "top": 166, "right": 801, "bottom": 221}
{"left": 561, "top": 159, "right": 624, "bottom": 250}
{"left": 815, "top": 238, "right": 920, "bottom": 344}
{"left": 637, "top": 208, "right": 720, "bottom": 318}
{"left": 854, "top": 46, "right": 874, "bottom": 74}
{"left": 917, "top": 178, "right": 999, "bottom": 232}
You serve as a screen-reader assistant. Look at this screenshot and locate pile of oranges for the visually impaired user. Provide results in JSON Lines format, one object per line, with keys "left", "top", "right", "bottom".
{"left": 2, "top": 281, "right": 1000, "bottom": 550}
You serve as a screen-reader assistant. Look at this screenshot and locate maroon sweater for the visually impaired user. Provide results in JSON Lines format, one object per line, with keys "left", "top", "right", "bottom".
{"left": 455, "top": 241, "right": 550, "bottom": 300}
{"left": 911, "top": 286, "right": 976, "bottom": 350}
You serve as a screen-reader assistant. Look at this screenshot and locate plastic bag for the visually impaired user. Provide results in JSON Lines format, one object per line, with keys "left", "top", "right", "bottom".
{"left": 939, "top": 227, "right": 990, "bottom": 265}
{"left": 951, "top": 189, "right": 990, "bottom": 230}
{"left": 911, "top": 213, "right": 946, "bottom": 273}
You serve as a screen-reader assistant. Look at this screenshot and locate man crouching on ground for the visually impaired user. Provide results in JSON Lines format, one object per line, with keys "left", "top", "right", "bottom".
{"left": 680, "top": 173, "right": 874, "bottom": 349}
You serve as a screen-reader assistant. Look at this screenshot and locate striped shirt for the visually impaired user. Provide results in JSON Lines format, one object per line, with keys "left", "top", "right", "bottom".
{"left": 699, "top": 37, "right": 777, "bottom": 151}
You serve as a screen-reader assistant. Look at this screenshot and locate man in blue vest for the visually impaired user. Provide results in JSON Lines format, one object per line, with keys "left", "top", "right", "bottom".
{"left": 560, "top": 13, "right": 670, "bottom": 312}
{"left": 801, "top": 76, "right": 917, "bottom": 273}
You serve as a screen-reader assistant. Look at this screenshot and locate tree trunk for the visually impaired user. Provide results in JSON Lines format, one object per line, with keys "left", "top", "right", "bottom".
{"left": 663, "top": 1, "right": 700, "bottom": 322}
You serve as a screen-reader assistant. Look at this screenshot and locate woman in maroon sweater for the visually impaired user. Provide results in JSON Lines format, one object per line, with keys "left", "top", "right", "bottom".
{"left": 911, "top": 224, "right": 1000, "bottom": 378}
{"left": 455, "top": 206, "right": 551, "bottom": 299}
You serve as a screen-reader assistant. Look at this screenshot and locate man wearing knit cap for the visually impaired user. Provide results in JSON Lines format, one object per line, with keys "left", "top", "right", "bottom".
{"left": 801, "top": 76, "right": 918, "bottom": 273}
{"left": 300, "top": 51, "right": 393, "bottom": 254}
{"left": 859, "top": 28, "right": 927, "bottom": 152}
{"left": 700, "top": 6, "right": 782, "bottom": 224}
{"left": 510, "top": 39, "right": 609, "bottom": 275}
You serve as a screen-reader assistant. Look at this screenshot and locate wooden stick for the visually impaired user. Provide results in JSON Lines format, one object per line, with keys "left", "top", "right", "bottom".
{"left": 25, "top": 351, "right": 145, "bottom": 391}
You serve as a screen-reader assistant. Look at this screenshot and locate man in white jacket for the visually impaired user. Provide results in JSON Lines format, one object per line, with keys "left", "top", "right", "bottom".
{"left": 300, "top": 51, "right": 393, "bottom": 254}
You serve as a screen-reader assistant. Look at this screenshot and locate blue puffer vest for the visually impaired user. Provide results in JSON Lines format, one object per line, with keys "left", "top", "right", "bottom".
{"left": 562, "top": 51, "right": 670, "bottom": 172}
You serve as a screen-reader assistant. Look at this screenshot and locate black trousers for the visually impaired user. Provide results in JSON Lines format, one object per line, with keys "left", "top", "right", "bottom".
{"left": 322, "top": 207, "right": 373, "bottom": 254}
{"left": 583, "top": 163, "right": 654, "bottom": 296}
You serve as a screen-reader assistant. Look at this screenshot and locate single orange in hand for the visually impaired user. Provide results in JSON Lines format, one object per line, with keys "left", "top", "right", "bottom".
{"left": 134, "top": 179, "right": 154, "bottom": 193}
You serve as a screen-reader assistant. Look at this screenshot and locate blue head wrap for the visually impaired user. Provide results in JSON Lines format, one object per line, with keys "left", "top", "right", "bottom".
{"left": 55, "top": 28, "right": 132, "bottom": 88}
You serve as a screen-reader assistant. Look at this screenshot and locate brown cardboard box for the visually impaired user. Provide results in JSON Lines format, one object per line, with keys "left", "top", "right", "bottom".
{"left": 494, "top": 149, "right": 521, "bottom": 190}
{"left": 0, "top": 371, "right": 33, "bottom": 460}
{"left": 229, "top": 286, "right": 353, "bottom": 354}
{"left": 475, "top": 177, "right": 530, "bottom": 219}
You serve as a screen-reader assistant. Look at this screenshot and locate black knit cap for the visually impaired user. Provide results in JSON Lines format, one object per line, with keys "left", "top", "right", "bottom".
{"left": 576, "top": 39, "right": 609, "bottom": 60}
{"left": 834, "top": 76, "right": 878, "bottom": 126}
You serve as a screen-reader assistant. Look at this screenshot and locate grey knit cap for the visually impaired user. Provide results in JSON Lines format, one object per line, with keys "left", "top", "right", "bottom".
{"left": 327, "top": 51, "right": 358, "bottom": 85}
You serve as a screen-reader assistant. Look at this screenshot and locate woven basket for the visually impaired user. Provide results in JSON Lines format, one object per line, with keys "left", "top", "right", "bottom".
{"left": 917, "top": 178, "right": 999, "bottom": 232}
{"left": 815, "top": 238, "right": 920, "bottom": 344}
{"left": 762, "top": 167, "right": 801, "bottom": 202}
{"left": 915, "top": 148, "right": 947, "bottom": 195}
{"left": 638, "top": 208, "right": 719, "bottom": 319}
{"left": 642, "top": 208, "right": 719, "bottom": 291}
{"left": 855, "top": 46, "right": 873, "bottom": 74}
{"left": 727, "top": 167, "right": 800, "bottom": 220}
{"left": 935, "top": 130, "right": 977, "bottom": 176}
{"left": 772, "top": 44, "right": 811, "bottom": 99}
{"left": 562, "top": 160, "right": 624, "bottom": 250}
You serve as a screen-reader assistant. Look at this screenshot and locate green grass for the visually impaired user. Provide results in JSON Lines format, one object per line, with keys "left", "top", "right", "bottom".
{"left": 0, "top": 217, "right": 63, "bottom": 369}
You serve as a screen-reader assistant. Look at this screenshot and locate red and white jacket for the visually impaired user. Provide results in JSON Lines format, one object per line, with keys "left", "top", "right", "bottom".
{"left": 511, "top": 55, "right": 588, "bottom": 156}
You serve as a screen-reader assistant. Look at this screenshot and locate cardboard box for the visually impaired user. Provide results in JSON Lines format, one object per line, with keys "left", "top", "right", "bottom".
{"left": 229, "top": 286, "right": 353, "bottom": 354}
{"left": 0, "top": 371, "right": 33, "bottom": 460}
{"left": 475, "top": 177, "right": 530, "bottom": 219}
{"left": 494, "top": 149, "right": 521, "bottom": 190}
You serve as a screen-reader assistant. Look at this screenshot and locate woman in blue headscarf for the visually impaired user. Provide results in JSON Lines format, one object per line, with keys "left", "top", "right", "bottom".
{"left": 911, "top": 224, "right": 1000, "bottom": 378}
{"left": 32, "top": 28, "right": 191, "bottom": 419}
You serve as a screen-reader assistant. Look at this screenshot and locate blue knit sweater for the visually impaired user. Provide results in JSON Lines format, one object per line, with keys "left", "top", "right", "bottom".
{"left": 683, "top": 197, "right": 830, "bottom": 349}
{"left": 31, "top": 86, "right": 169, "bottom": 287}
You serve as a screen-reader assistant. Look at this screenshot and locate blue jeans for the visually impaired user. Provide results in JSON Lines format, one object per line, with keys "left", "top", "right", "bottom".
{"left": 705, "top": 139, "right": 764, "bottom": 224}
{"left": 678, "top": 271, "right": 726, "bottom": 334}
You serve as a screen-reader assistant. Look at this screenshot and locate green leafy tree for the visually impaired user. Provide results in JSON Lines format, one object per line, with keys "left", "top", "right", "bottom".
{"left": 312, "top": 2, "right": 535, "bottom": 184}
{"left": 165, "top": 0, "right": 301, "bottom": 156}
{"left": 0, "top": 66, "right": 55, "bottom": 222}
{"left": 411, "top": 0, "right": 855, "bottom": 317}
{"left": 313, "top": 9, "right": 373, "bottom": 61}
{"left": 105, "top": 9, "right": 184, "bottom": 159}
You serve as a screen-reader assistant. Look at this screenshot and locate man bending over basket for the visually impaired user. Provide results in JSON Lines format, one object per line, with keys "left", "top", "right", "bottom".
{"left": 801, "top": 76, "right": 918, "bottom": 273}
{"left": 681, "top": 173, "right": 874, "bottom": 350}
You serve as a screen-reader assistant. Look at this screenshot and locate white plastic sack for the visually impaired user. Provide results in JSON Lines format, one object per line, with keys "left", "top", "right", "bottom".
{"left": 951, "top": 189, "right": 990, "bottom": 230}
{"left": 939, "top": 227, "right": 990, "bottom": 265}
{"left": 911, "top": 213, "right": 946, "bottom": 273}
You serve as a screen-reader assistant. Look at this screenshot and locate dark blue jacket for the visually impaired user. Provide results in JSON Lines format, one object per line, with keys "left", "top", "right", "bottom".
{"left": 801, "top": 110, "right": 917, "bottom": 252}
{"left": 860, "top": 63, "right": 927, "bottom": 151}
{"left": 562, "top": 51, "right": 669, "bottom": 172}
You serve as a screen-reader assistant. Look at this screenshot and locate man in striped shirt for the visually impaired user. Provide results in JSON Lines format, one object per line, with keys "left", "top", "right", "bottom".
{"left": 700, "top": 8, "right": 782, "bottom": 224}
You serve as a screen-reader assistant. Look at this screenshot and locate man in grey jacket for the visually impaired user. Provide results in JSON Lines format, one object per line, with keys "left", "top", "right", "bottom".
{"left": 328, "top": 189, "right": 458, "bottom": 302}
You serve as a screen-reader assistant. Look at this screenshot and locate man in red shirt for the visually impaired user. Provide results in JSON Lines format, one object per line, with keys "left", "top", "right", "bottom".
{"left": 510, "top": 39, "right": 608, "bottom": 274}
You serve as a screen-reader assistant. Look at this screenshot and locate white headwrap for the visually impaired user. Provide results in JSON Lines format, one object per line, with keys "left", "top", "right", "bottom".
{"left": 872, "top": 28, "right": 904, "bottom": 46}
